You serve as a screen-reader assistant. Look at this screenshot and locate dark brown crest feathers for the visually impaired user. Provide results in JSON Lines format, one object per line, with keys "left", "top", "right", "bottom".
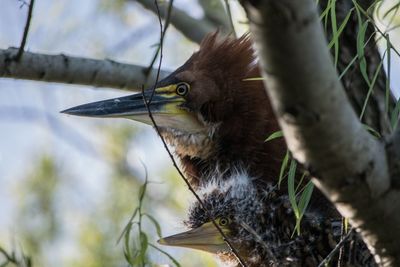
{"left": 195, "top": 32, "right": 258, "bottom": 78}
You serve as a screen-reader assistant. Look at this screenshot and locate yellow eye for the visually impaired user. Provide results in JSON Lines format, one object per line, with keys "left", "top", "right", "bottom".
{"left": 176, "top": 83, "right": 189, "bottom": 96}
{"left": 219, "top": 217, "right": 229, "bottom": 227}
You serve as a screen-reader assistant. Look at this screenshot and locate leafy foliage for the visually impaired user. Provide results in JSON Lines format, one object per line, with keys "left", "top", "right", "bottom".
{"left": 118, "top": 175, "right": 181, "bottom": 267}
{"left": 266, "top": 133, "right": 314, "bottom": 233}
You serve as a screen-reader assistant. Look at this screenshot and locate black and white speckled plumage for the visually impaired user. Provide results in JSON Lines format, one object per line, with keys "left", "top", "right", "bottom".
{"left": 186, "top": 171, "right": 376, "bottom": 267}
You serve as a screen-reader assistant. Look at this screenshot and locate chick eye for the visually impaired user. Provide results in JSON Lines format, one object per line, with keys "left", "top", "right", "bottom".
{"left": 219, "top": 217, "right": 229, "bottom": 226}
{"left": 176, "top": 83, "right": 189, "bottom": 96}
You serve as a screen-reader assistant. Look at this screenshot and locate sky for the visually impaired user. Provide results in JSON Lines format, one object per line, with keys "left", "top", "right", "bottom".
{"left": 0, "top": 0, "right": 399, "bottom": 266}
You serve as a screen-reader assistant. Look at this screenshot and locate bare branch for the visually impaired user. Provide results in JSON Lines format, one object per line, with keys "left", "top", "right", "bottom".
{"left": 15, "top": 0, "right": 35, "bottom": 61}
{"left": 132, "top": 0, "right": 216, "bottom": 43}
{"left": 0, "top": 48, "right": 170, "bottom": 90}
{"left": 240, "top": 0, "right": 400, "bottom": 265}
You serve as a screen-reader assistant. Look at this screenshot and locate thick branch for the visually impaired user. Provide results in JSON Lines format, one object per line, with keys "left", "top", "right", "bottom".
{"left": 242, "top": 0, "right": 399, "bottom": 266}
{"left": 0, "top": 48, "right": 169, "bottom": 90}
{"left": 133, "top": 0, "right": 216, "bottom": 44}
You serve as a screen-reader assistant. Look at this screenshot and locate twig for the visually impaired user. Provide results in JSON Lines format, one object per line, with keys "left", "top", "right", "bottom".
{"left": 18, "top": 0, "right": 28, "bottom": 8}
{"left": 144, "top": 0, "right": 174, "bottom": 79}
{"left": 317, "top": 229, "right": 354, "bottom": 267}
{"left": 15, "top": 0, "right": 35, "bottom": 61}
{"left": 141, "top": 1, "right": 247, "bottom": 266}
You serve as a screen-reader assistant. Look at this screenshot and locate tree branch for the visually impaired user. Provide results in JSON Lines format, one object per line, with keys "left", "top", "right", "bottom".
{"left": 132, "top": 0, "right": 216, "bottom": 43}
{"left": 0, "top": 48, "right": 169, "bottom": 90}
{"left": 241, "top": 0, "right": 400, "bottom": 265}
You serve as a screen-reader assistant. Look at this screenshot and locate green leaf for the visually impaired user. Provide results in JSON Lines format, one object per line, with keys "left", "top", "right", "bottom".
{"left": 294, "top": 181, "right": 314, "bottom": 234}
{"left": 144, "top": 213, "right": 162, "bottom": 238}
{"left": 133, "top": 232, "right": 148, "bottom": 266}
{"left": 322, "top": 0, "right": 332, "bottom": 29}
{"left": 242, "top": 77, "right": 264, "bottom": 81}
{"left": 123, "top": 222, "right": 134, "bottom": 264}
{"left": 298, "top": 182, "right": 314, "bottom": 217}
{"left": 138, "top": 179, "right": 148, "bottom": 203}
{"left": 363, "top": 124, "right": 381, "bottom": 138}
{"left": 140, "top": 232, "right": 148, "bottom": 256}
{"left": 338, "top": 54, "right": 359, "bottom": 80}
{"left": 288, "top": 159, "right": 299, "bottom": 219}
{"left": 265, "top": 131, "right": 283, "bottom": 142}
{"left": 329, "top": 0, "right": 339, "bottom": 66}
{"left": 278, "top": 150, "right": 290, "bottom": 187}
{"left": 385, "top": 34, "right": 392, "bottom": 114}
{"left": 327, "top": 8, "right": 353, "bottom": 51}
{"left": 344, "top": 217, "right": 349, "bottom": 233}
{"left": 360, "top": 57, "right": 384, "bottom": 120}
{"left": 117, "top": 208, "right": 138, "bottom": 244}
{"left": 319, "top": 0, "right": 331, "bottom": 22}
{"left": 353, "top": 2, "right": 371, "bottom": 87}
{"left": 150, "top": 244, "right": 182, "bottom": 267}
{"left": 294, "top": 172, "right": 307, "bottom": 193}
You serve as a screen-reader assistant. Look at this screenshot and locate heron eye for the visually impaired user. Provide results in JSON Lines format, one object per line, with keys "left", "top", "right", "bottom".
{"left": 176, "top": 83, "right": 189, "bottom": 96}
{"left": 219, "top": 217, "right": 229, "bottom": 226}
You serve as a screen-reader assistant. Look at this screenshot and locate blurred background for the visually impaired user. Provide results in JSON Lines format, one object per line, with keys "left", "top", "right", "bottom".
{"left": 0, "top": 0, "right": 399, "bottom": 266}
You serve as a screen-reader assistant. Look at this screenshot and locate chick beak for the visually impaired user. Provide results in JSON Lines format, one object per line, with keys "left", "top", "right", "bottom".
{"left": 157, "top": 222, "right": 230, "bottom": 254}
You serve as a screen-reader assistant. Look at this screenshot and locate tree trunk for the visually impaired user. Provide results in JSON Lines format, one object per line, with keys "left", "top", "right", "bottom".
{"left": 240, "top": 0, "right": 400, "bottom": 265}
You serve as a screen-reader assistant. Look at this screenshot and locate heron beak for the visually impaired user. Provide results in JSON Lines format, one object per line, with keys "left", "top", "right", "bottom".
{"left": 157, "top": 222, "right": 230, "bottom": 254}
{"left": 61, "top": 85, "right": 204, "bottom": 132}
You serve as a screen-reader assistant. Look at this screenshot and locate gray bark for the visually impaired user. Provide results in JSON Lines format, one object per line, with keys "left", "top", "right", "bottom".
{"left": 0, "top": 48, "right": 169, "bottom": 91}
{"left": 241, "top": 0, "right": 399, "bottom": 266}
